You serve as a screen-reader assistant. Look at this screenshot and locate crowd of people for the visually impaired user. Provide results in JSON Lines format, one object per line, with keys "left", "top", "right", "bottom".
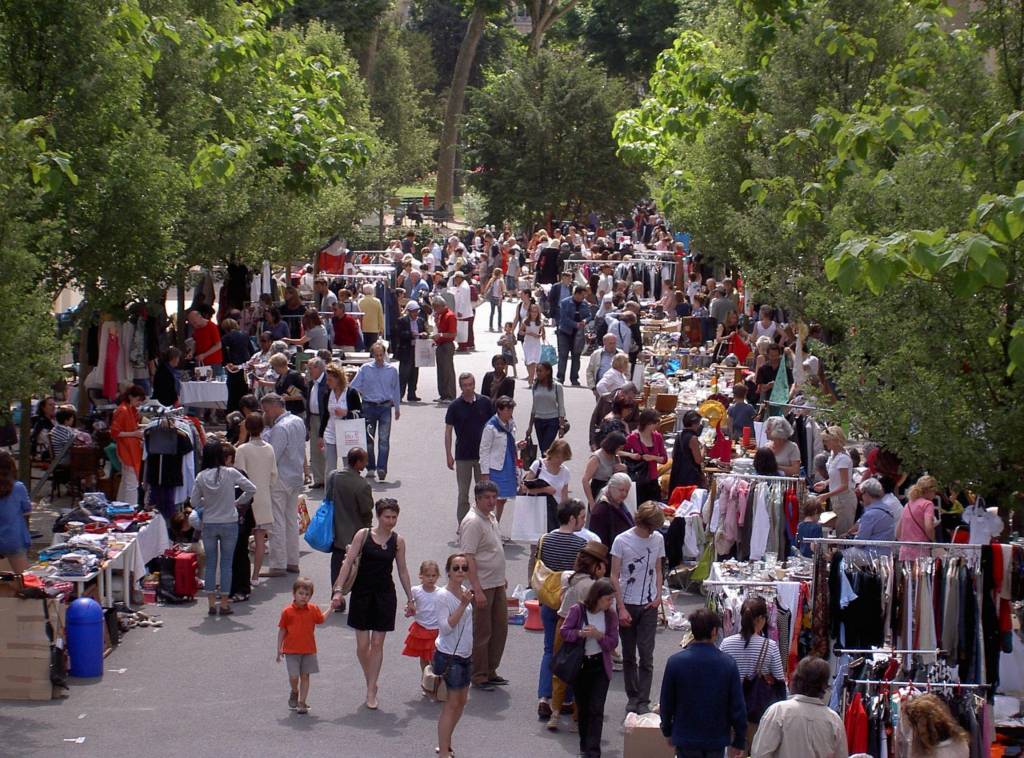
{"left": 6, "top": 208, "right": 985, "bottom": 758}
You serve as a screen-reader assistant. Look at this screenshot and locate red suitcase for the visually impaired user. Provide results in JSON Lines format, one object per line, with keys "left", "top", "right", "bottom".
{"left": 163, "top": 548, "right": 199, "bottom": 599}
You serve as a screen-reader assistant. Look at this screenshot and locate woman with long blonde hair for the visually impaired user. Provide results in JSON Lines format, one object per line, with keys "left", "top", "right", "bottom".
{"left": 898, "top": 475, "right": 938, "bottom": 560}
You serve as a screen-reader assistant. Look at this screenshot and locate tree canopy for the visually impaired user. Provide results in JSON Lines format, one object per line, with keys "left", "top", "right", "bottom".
{"left": 615, "top": 0, "right": 1024, "bottom": 499}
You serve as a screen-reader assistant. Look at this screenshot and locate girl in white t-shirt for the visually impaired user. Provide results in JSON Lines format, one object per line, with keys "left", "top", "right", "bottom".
{"left": 402, "top": 560, "right": 442, "bottom": 672}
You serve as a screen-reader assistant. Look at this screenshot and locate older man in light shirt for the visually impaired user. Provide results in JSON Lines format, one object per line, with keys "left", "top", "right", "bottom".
{"left": 358, "top": 284, "right": 385, "bottom": 346}
{"left": 305, "top": 357, "right": 328, "bottom": 488}
{"left": 587, "top": 333, "right": 626, "bottom": 392}
{"left": 260, "top": 393, "right": 307, "bottom": 576}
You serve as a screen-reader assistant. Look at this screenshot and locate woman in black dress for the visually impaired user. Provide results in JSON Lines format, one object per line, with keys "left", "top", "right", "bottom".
{"left": 668, "top": 409, "right": 706, "bottom": 492}
{"left": 331, "top": 498, "right": 415, "bottom": 710}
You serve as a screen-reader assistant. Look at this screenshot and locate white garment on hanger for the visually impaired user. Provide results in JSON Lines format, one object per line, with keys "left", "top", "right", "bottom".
{"left": 749, "top": 483, "right": 771, "bottom": 560}
{"left": 261, "top": 260, "right": 272, "bottom": 295}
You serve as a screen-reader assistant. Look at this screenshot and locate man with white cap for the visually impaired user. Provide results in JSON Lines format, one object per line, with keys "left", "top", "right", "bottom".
{"left": 451, "top": 270, "right": 473, "bottom": 352}
{"left": 393, "top": 300, "right": 427, "bottom": 402}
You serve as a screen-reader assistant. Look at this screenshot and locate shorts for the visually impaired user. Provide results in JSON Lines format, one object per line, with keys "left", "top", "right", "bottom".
{"left": 431, "top": 649, "right": 471, "bottom": 691}
{"left": 285, "top": 653, "right": 319, "bottom": 677}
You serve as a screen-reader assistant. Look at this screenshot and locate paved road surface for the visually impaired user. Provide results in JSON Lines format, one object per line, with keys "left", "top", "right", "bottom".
{"left": 0, "top": 321, "right": 701, "bottom": 758}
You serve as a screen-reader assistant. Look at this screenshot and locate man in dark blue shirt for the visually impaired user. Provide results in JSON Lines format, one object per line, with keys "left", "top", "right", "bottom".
{"left": 444, "top": 373, "right": 494, "bottom": 525}
{"left": 556, "top": 285, "right": 590, "bottom": 386}
{"left": 660, "top": 608, "right": 746, "bottom": 758}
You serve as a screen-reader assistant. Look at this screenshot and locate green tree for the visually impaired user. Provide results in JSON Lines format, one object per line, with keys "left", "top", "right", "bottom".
{"left": 433, "top": 0, "right": 505, "bottom": 213}
{"left": 465, "top": 48, "right": 644, "bottom": 227}
{"left": 556, "top": 0, "right": 705, "bottom": 82}
{"left": 614, "top": 0, "right": 1024, "bottom": 500}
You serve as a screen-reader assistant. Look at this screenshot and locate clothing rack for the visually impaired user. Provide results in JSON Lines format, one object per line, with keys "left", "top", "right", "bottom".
{"left": 847, "top": 679, "right": 987, "bottom": 690}
{"left": 701, "top": 581, "right": 788, "bottom": 590}
{"left": 803, "top": 537, "right": 983, "bottom": 550}
{"left": 835, "top": 647, "right": 946, "bottom": 656}
{"left": 766, "top": 401, "right": 836, "bottom": 414}
{"left": 713, "top": 472, "right": 802, "bottom": 484}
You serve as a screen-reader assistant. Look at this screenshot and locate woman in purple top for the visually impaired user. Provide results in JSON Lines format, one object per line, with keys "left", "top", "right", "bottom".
{"left": 561, "top": 579, "right": 619, "bottom": 758}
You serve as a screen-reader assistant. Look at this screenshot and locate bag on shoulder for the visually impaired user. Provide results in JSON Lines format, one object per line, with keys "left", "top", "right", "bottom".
{"left": 303, "top": 490, "right": 335, "bottom": 553}
{"left": 742, "top": 637, "right": 787, "bottom": 723}
{"left": 530, "top": 535, "right": 565, "bottom": 610}
{"left": 339, "top": 528, "right": 368, "bottom": 595}
{"left": 421, "top": 663, "right": 449, "bottom": 702}
{"left": 550, "top": 603, "right": 587, "bottom": 683}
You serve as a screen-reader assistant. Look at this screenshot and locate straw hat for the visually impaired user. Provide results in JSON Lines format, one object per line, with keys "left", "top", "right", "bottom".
{"left": 579, "top": 541, "right": 609, "bottom": 562}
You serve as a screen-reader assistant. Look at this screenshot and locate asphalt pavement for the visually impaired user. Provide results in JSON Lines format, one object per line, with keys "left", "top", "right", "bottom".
{"left": 0, "top": 318, "right": 702, "bottom": 758}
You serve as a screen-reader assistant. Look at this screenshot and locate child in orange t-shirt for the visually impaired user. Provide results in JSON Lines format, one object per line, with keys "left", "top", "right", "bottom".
{"left": 277, "top": 577, "right": 325, "bottom": 714}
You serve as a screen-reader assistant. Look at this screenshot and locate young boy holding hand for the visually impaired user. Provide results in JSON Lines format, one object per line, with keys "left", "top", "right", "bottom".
{"left": 277, "top": 577, "right": 325, "bottom": 714}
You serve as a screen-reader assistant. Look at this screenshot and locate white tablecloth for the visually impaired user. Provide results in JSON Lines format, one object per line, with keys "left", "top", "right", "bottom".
{"left": 179, "top": 381, "right": 229, "bottom": 408}
{"left": 130, "top": 513, "right": 170, "bottom": 578}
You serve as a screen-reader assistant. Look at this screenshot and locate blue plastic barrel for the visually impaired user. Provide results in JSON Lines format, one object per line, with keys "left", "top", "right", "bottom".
{"left": 66, "top": 598, "right": 104, "bottom": 678}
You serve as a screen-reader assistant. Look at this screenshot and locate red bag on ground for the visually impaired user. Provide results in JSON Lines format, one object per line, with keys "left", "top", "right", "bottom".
{"left": 163, "top": 547, "right": 198, "bottom": 599}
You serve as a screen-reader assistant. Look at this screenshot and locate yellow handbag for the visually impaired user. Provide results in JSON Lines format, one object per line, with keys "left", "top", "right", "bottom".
{"left": 529, "top": 534, "right": 565, "bottom": 610}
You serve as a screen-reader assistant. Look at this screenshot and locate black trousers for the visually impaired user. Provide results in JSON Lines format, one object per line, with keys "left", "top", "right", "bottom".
{"left": 330, "top": 546, "right": 347, "bottom": 588}
{"left": 398, "top": 357, "right": 418, "bottom": 399}
{"left": 557, "top": 331, "right": 581, "bottom": 383}
{"left": 575, "top": 655, "right": 609, "bottom": 757}
{"left": 229, "top": 507, "right": 254, "bottom": 597}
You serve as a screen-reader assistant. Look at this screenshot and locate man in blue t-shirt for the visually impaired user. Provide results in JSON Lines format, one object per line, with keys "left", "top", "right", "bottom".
{"left": 444, "top": 373, "right": 494, "bottom": 525}
{"left": 726, "top": 384, "right": 756, "bottom": 440}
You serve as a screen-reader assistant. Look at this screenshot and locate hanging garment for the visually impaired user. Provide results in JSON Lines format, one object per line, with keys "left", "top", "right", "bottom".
{"left": 103, "top": 330, "right": 121, "bottom": 400}
{"left": 845, "top": 692, "right": 869, "bottom": 754}
{"left": 749, "top": 483, "right": 771, "bottom": 560}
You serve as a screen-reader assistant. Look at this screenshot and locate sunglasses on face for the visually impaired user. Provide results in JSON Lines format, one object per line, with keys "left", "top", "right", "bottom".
{"left": 451, "top": 565, "right": 469, "bottom": 572}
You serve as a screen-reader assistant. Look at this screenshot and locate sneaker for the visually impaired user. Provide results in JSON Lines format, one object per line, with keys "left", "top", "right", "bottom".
{"left": 538, "top": 700, "right": 552, "bottom": 719}
{"left": 487, "top": 675, "right": 509, "bottom": 686}
{"left": 546, "top": 713, "right": 560, "bottom": 732}
{"left": 288, "top": 691, "right": 299, "bottom": 709}
{"left": 296, "top": 702, "right": 309, "bottom": 715}
{"left": 377, "top": 469, "right": 386, "bottom": 481}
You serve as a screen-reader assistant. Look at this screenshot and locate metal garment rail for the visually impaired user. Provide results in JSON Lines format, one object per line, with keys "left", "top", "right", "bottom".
{"left": 835, "top": 647, "right": 945, "bottom": 656}
{"left": 766, "top": 401, "right": 836, "bottom": 414}
{"left": 802, "top": 537, "right": 983, "bottom": 550}
{"left": 847, "top": 679, "right": 987, "bottom": 690}
{"left": 701, "top": 580, "right": 798, "bottom": 587}
{"left": 713, "top": 472, "right": 802, "bottom": 484}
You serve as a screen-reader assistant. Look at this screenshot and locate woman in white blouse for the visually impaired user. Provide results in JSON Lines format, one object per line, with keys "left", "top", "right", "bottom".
{"left": 317, "top": 363, "right": 362, "bottom": 480}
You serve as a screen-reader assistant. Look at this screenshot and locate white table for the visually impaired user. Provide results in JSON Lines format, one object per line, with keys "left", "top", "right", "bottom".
{"left": 179, "top": 380, "right": 228, "bottom": 408}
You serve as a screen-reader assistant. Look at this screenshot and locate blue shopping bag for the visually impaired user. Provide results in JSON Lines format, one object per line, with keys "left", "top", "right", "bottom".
{"left": 303, "top": 495, "right": 335, "bottom": 553}
{"left": 539, "top": 343, "right": 557, "bottom": 366}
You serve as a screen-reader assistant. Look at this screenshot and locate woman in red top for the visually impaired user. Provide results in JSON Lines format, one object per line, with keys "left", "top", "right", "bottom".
{"left": 186, "top": 308, "right": 223, "bottom": 372}
{"left": 111, "top": 385, "right": 146, "bottom": 505}
{"left": 621, "top": 409, "right": 669, "bottom": 505}
{"left": 331, "top": 301, "right": 361, "bottom": 350}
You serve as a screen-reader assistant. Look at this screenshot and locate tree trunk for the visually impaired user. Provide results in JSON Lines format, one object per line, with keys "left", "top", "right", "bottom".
{"left": 434, "top": 3, "right": 488, "bottom": 214}
{"left": 176, "top": 270, "right": 186, "bottom": 350}
{"left": 360, "top": 24, "right": 381, "bottom": 98}
{"left": 18, "top": 397, "right": 31, "bottom": 487}
{"left": 75, "top": 298, "right": 94, "bottom": 423}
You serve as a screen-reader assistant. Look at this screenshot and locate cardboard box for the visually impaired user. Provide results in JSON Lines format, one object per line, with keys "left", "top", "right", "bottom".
{"left": 0, "top": 597, "right": 54, "bottom": 659}
{"left": 0, "top": 657, "right": 53, "bottom": 700}
{"left": 623, "top": 721, "right": 676, "bottom": 758}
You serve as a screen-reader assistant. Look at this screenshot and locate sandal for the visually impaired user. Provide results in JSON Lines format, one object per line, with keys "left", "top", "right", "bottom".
{"left": 219, "top": 605, "right": 234, "bottom": 616}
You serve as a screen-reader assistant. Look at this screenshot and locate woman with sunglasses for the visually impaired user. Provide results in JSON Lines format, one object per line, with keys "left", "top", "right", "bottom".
{"left": 434, "top": 553, "right": 475, "bottom": 758}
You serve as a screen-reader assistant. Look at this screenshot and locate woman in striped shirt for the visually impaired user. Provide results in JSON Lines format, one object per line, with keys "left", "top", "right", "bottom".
{"left": 719, "top": 596, "right": 786, "bottom": 745}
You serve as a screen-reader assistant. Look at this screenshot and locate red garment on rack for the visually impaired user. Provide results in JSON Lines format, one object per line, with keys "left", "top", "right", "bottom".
{"left": 784, "top": 486, "right": 799, "bottom": 538}
{"left": 668, "top": 485, "right": 698, "bottom": 508}
{"left": 104, "top": 330, "right": 120, "bottom": 400}
{"left": 844, "top": 692, "right": 868, "bottom": 754}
